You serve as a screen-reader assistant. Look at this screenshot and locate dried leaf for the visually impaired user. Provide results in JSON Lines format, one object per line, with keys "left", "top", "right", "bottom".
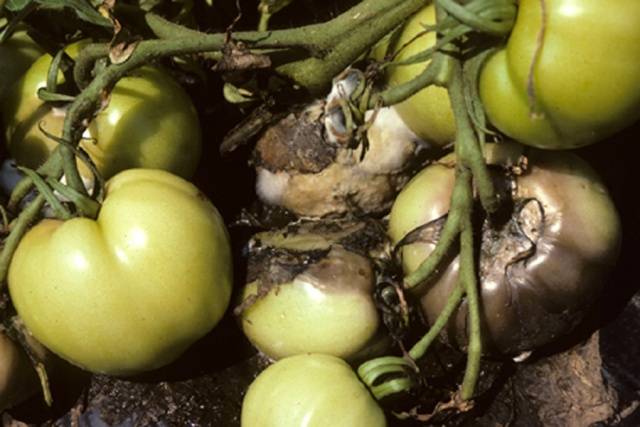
{"left": 109, "top": 39, "right": 139, "bottom": 64}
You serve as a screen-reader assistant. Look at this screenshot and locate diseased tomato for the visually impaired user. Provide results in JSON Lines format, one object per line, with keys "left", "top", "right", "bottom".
{"left": 0, "top": 28, "right": 43, "bottom": 100}
{"left": 388, "top": 142, "right": 621, "bottom": 354}
{"left": 241, "top": 354, "right": 387, "bottom": 427}
{"left": 382, "top": 4, "right": 455, "bottom": 147}
{"left": 3, "top": 42, "right": 202, "bottom": 180}
{"left": 8, "top": 169, "right": 233, "bottom": 375}
{"left": 479, "top": 0, "right": 640, "bottom": 148}
{"left": 239, "top": 221, "right": 385, "bottom": 361}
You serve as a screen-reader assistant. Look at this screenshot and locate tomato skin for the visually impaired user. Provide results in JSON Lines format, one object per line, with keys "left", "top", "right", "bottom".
{"left": 3, "top": 43, "right": 202, "bottom": 179}
{"left": 240, "top": 247, "right": 382, "bottom": 361}
{"left": 384, "top": 4, "right": 455, "bottom": 147}
{"left": 480, "top": 0, "right": 640, "bottom": 149}
{"left": 241, "top": 354, "right": 387, "bottom": 427}
{"left": 8, "top": 169, "right": 233, "bottom": 375}
{"left": 0, "top": 29, "right": 43, "bottom": 100}
{"left": 389, "top": 143, "right": 621, "bottom": 354}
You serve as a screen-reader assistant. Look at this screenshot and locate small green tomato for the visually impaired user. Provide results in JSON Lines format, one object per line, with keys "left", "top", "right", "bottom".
{"left": 241, "top": 354, "right": 387, "bottom": 427}
{"left": 239, "top": 221, "right": 385, "bottom": 361}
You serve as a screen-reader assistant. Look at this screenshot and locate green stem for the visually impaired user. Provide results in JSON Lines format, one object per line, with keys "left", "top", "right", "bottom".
{"left": 277, "top": 0, "right": 429, "bottom": 94}
{"left": 8, "top": 151, "right": 63, "bottom": 211}
{"left": 258, "top": 11, "right": 271, "bottom": 32}
{"left": 370, "top": 54, "right": 441, "bottom": 109}
{"left": 403, "top": 169, "right": 464, "bottom": 290}
{"left": 145, "top": 13, "right": 324, "bottom": 56}
{"left": 18, "top": 168, "right": 72, "bottom": 220}
{"left": 436, "top": 0, "right": 516, "bottom": 36}
{"left": 61, "top": 146, "right": 85, "bottom": 196}
{"left": 74, "top": 43, "right": 109, "bottom": 89}
{"left": 0, "top": 195, "right": 45, "bottom": 283}
{"left": 459, "top": 206, "right": 482, "bottom": 400}
{"left": 371, "top": 377, "right": 414, "bottom": 400}
{"left": 408, "top": 279, "right": 465, "bottom": 360}
{"left": 448, "top": 57, "right": 498, "bottom": 213}
{"left": 147, "top": 0, "right": 428, "bottom": 95}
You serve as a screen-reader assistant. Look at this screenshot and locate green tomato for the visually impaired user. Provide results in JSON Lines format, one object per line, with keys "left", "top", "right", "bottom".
{"left": 3, "top": 42, "right": 202, "bottom": 180}
{"left": 388, "top": 142, "right": 621, "bottom": 354}
{"left": 0, "top": 29, "right": 43, "bottom": 100}
{"left": 384, "top": 4, "right": 456, "bottom": 147}
{"left": 8, "top": 169, "right": 233, "bottom": 375}
{"left": 241, "top": 354, "right": 387, "bottom": 427}
{"left": 480, "top": 0, "right": 640, "bottom": 148}
{"left": 240, "top": 246, "right": 381, "bottom": 361}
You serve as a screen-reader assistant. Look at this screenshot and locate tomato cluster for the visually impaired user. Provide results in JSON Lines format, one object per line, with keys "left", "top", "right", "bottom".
{"left": 3, "top": 42, "right": 202, "bottom": 182}
{"left": 384, "top": 0, "right": 640, "bottom": 150}
{"left": 0, "top": 34, "right": 232, "bottom": 403}
{"left": 0, "top": 0, "right": 638, "bottom": 424}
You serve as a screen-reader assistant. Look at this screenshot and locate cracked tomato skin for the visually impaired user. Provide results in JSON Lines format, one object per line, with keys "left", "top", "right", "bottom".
{"left": 241, "top": 354, "right": 386, "bottom": 427}
{"left": 8, "top": 169, "right": 232, "bottom": 375}
{"left": 3, "top": 42, "right": 202, "bottom": 180}
{"left": 480, "top": 0, "right": 640, "bottom": 149}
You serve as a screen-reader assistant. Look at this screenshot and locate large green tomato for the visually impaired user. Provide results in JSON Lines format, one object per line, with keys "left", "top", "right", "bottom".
{"left": 8, "top": 169, "right": 232, "bottom": 375}
{"left": 241, "top": 354, "right": 387, "bottom": 427}
{"left": 3, "top": 43, "right": 202, "bottom": 180}
{"left": 0, "top": 29, "right": 43, "bottom": 100}
{"left": 480, "top": 0, "right": 640, "bottom": 149}
{"left": 384, "top": 4, "right": 456, "bottom": 147}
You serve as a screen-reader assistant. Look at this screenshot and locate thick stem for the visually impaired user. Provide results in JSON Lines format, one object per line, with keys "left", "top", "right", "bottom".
{"left": 257, "top": 12, "right": 271, "bottom": 32}
{"left": 459, "top": 206, "right": 482, "bottom": 400}
{"left": 448, "top": 57, "right": 497, "bottom": 213}
{"left": 277, "top": 0, "right": 429, "bottom": 94}
{"left": 145, "top": 13, "right": 325, "bottom": 56}
{"left": 148, "top": 0, "right": 428, "bottom": 94}
{"left": 74, "top": 43, "right": 109, "bottom": 89}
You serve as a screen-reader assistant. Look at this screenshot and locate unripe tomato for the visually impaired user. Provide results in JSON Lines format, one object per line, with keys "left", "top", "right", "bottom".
{"left": 8, "top": 169, "right": 233, "bottom": 375}
{"left": 0, "top": 29, "right": 43, "bottom": 100}
{"left": 3, "top": 42, "right": 202, "bottom": 179}
{"left": 383, "top": 4, "right": 455, "bottom": 147}
{"left": 389, "top": 142, "right": 621, "bottom": 354}
{"left": 239, "top": 221, "right": 385, "bottom": 361}
{"left": 241, "top": 354, "right": 387, "bottom": 427}
{"left": 480, "top": 0, "right": 640, "bottom": 148}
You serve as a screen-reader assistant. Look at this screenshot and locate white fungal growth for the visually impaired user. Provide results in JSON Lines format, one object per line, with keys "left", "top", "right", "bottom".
{"left": 256, "top": 169, "right": 290, "bottom": 206}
